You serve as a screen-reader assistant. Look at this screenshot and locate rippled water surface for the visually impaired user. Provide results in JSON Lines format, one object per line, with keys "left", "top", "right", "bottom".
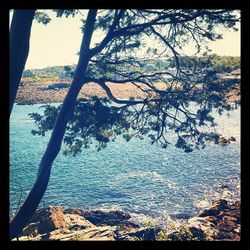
{"left": 10, "top": 103, "right": 240, "bottom": 222}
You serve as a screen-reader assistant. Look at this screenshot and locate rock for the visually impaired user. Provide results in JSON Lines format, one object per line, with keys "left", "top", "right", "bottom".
{"left": 228, "top": 200, "right": 240, "bottom": 211}
{"left": 49, "top": 226, "right": 116, "bottom": 241}
{"left": 188, "top": 216, "right": 218, "bottom": 234}
{"left": 233, "top": 226, "right": 241, "bottom": 234}
{"left": 214, "top": 231, "right": 240, "bottom": 241}
{"left": 115, "top": 220, "right": 140, "bottom": 231}
{"left": 163, "top": 226, "right": 206, "bottom": 241}
{"left": 217, "top": 137, "right": 230, "bottom": 145}
{"left": 115, "top": 227, "right": 160, "bottom": 241}
{"left": 189, "top": 227, "right": 206, "bottom": 240}
{"left": 64, "top": 213, "right": 95, "bottom": 231}
{"left": 217, "top": 220, "right": 239, "bottom": 232}
{"left": 223, "top": 215, "right": 238, "bottom": 222}
{"left": 204, "top": 216, "right": 219, "bottom": 225}
{"left": 212, "top": 199, "right": 228, "bottom": 209}
{"left": 228, "top": 232, "right": 240, "bottom": 241}
{"left": 37, "top": 206, "right": 67, "bottom": 233}
{"left": 171, "top": 213, "right": 191, "bottom": 220}
{"left": 198, "top": 199, "right": 228, "bottom": 217}
{"left": 81, "top": 210, "right": 131, "bottom": 226}
{"left": 21, "top": 222, "right": 40, "bottom": 237}
{"left": 17, "top": 199, "right": 240, "bottom": 241}
{"left": 21, "top": 206, "right": 67, "bottom": 236}
{"left": 190, "top": 200, "right": 240, "bottom": 241}
{"left": 223, "top": 202, "right": 240, "bottom": 223}
{"left": 198, "top": 209, "right": 221, "bottom": 217}
{"left": 228, "top": 136, "right": 236, "bottom": 142}
{"left": 64, "top": 208, "right": 85, "bottom": 216}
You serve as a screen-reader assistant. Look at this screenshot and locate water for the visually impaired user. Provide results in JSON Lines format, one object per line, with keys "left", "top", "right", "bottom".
{"left": 10, "top": 103, "right": 240, "bottom": 224}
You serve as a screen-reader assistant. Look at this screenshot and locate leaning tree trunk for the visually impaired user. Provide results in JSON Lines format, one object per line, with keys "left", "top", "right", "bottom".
{"left": 9, "top": 9, "right": 36, "bottom": 116}
{"left": 9, "top": 9, "right": 98, "bottom": 239}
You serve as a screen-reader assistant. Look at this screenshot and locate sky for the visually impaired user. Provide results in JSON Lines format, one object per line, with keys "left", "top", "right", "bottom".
{"left": 10, "top": 10, "right": 241, "bottom": 70}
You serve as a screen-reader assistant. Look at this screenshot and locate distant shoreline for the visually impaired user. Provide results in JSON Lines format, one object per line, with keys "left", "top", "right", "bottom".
{"left": 15, "top": 78, "right": 240, "bottom": 105}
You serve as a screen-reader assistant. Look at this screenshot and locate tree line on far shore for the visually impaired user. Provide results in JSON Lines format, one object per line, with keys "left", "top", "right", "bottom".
{"left": 22, "top": 54, "right": 240, "bottom": 81}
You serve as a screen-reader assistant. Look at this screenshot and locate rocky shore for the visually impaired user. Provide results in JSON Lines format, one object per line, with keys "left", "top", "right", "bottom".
{"left": 12, "top": 199, "right": 240, "bottom": 241}
{"left": 15, "top": 79, "right": 149, "bottom": 105}
{"left": 15, "top": 78, "right": 240, "bottom": 105}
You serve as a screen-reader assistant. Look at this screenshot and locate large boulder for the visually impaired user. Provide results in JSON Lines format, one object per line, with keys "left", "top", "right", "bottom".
{"left": 228, "top": 136, "right": 236, "bottom": 142}
{"left": 21, "top": 206, "right": 67, "bottom": 236}
{"left": 81, "top": 210, "right": 131, "bottom": 226}
{"left": 36, "top": 206, "right": 67, "bottom": 233}
{"left": 198, "top": 199, "right": 228, "bottom": 218}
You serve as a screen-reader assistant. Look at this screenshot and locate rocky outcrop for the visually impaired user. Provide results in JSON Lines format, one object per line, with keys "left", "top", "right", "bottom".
{"left": 198, "top": 199, "right": 240, "bottom": 240}
{"left": 17, "top": 207, "right": 137, "bottom": 241}
{"left": 20, "top": 206, "right": 67, "bottom": 237}
{"left": 14, "top": 199, "right": 240, "bottom": 241}
{"left": 80, "top": 210, "right": 131, "bottom": 226}
{"left": 64, "top": 208, "right": 136, "bottom": 227}
{"left": 158, "top": 199, "right": 240, "bottom": 241}
{"left": 47, "top": 226, "right": 116, "bottom": 241}
{"left": 214, "top": 136, "right": 237, "bottom": 145}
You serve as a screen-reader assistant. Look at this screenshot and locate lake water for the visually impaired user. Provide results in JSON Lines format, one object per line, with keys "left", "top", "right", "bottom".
{"left": 10, "top": 103, "right": 241, "bottom": 224}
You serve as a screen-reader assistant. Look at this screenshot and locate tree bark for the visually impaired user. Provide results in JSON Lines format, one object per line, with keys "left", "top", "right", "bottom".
{"left": 9, "top": 9, "right": 36, "bottom": 116}
{"left": 9, "top": 9, "right": 98, "bottom": 240}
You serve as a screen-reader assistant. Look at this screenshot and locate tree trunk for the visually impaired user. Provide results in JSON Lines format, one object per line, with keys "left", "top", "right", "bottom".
{"left": 9, "top": 9, "right": 36, "bottom": 116}
{"left": 9, "top": 9, "right": 98, "bottom": 240}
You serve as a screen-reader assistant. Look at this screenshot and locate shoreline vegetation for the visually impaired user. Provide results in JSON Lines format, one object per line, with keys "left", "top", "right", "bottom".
{"left": 12, "top": 198, "right": 240, "bottom": 241}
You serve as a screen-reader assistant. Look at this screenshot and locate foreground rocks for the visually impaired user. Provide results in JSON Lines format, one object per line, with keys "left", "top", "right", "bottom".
{"left": 64, "top": 208, "right": 132, "bottom": 226}
{"left": 13, "top": 199, "right": 240, "bottom": 241}
{"left": 157, "top": 199, "right": 240, "bottom": 241}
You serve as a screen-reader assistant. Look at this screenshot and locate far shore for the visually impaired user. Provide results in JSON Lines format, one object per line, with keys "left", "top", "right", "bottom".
{"left": 15, "top": 78, "right": 240, "bottom": 105}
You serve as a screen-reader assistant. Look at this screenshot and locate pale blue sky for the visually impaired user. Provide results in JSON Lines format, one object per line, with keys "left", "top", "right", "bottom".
{"left": 10, "top": 10, "right": 241, "bottom": 70}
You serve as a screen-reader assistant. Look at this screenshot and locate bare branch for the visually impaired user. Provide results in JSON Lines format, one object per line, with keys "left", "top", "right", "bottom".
{"left": 89, "top": 78, "right": 148, "bottom": 105}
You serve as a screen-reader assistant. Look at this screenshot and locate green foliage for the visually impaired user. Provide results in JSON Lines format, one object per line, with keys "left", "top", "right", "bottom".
{"left": 64, "top": 66, "right": 72, "bottom": 72}
{"left": 157, "top": 225, "right": 206, "bottom": 241}
{"left": 29, "top": 98, "right": 133, "bottom": 155}
{"left": 34, "top": 11, "right": 51, "bottom": 25}
{"left": 23, "top": 65, "right": 76, "bottom": 78}
{"left": 28, "top": 10, "right": 240, "bottom": 156}
{"left": 157, "top": 230, "right": 173, "bottom": 241}
{"left": 29, "top": 105, "right": 60, "bottom": 136}
{"left": 54, "top": 9, "right": 78, "bottom": 18}
{"left": 22, "top": 70, "right": 34, "bottom": 78}
{"left": 28, "top": 87, "right": 234, "bottom": 156}
{"left": 209, "top": 54, "right": 240, "bottom": 73}
{"left": 170, "top": 54, "right": 240, "bottom": 73}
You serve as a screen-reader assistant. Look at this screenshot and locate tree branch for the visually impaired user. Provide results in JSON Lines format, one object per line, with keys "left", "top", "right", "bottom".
{"left": 90, "top": 10, "right": 125, "bottom": 56}
{"left": 89, "top": 78, "right": 148, "bottom": 105}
